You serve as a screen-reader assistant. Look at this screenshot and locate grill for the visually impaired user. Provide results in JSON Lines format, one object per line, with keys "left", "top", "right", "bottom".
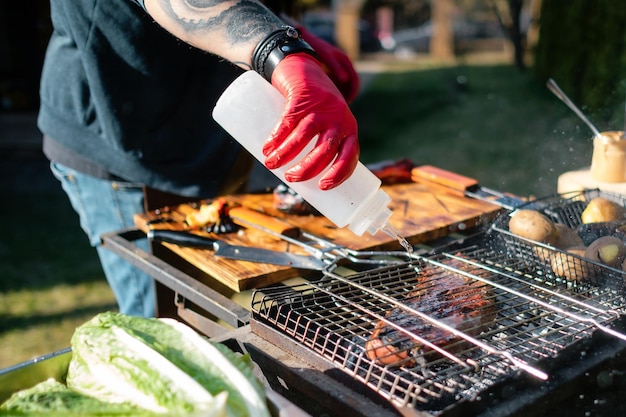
{"left": 250, "top": 189, "right": 626, "bottom": 415}
{"left": 99, "top": 187, "right": 626, "bottom": 416}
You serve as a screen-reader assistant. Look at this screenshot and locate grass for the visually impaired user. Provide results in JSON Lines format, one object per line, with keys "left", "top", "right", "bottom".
{"left": 0, "top": 54, "right": 607, "bottom": 369}
{"left": 0, "top": 153, "right": 116, "bottom": 369}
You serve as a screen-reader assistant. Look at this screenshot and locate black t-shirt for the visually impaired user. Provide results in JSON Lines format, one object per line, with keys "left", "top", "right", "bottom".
{"left": 38, "top": 0, "right": 246, "bottom": 198}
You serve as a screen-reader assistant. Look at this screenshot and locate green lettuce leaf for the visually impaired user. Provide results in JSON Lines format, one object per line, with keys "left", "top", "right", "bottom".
{"left": 68, "top": 312, "right": 268, "bottom": 417}
{"left": 68, "top": 313, "right": 227, "bottom": 416}
{"left": 0, "top": 378, "right": 151, "bottom": 416}
{"left": 158, "top": 318, "right": 270, "bottom": 417}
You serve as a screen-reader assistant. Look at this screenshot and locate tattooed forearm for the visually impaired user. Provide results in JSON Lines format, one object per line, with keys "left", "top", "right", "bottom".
{"left": 162, "top": 0, "right": 281, "bottom": 45}
{"left": 143, "top": 0, "right": 283, "bottom": 65}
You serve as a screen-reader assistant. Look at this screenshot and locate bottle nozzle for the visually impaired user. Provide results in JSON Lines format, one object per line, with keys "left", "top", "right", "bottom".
{"left": 381, "top": 222, "right": 413, "bottom": 255}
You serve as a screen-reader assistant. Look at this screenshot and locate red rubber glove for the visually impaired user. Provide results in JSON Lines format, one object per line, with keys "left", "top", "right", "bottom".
{"left": 296, "top": 25, "right": 360, "bottom": 103}
{"left": 264, "top": 53, "right": 359, "bottom": 190}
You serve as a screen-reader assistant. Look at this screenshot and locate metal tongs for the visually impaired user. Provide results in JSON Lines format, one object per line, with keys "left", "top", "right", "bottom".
{"left": 230, "top": 215, "right": 416, "bottom": 272}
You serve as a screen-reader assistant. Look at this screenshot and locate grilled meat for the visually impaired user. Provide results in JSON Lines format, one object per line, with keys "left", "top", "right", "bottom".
{"left": 365, "top": 256, "right": 497, "bottom": 366}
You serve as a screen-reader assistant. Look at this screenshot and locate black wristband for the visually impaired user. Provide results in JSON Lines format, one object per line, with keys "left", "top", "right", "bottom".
{"left": 252, "top": 26, "right": 318, "bottom": 81}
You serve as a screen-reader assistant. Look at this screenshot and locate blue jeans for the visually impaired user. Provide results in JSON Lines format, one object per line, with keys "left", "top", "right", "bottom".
{"left": 51, "top": 162, "right": 156, "bottom": 317}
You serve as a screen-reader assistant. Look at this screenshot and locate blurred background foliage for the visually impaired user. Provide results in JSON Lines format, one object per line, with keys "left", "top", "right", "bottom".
{"left": 533, "top": 0, "right": 626, "bottom": 127}
{"left": 284, "top": 0, "right": 626, "bottom": 127}
{"left": 2, "top": 0, "right": 625, "bottom": 125}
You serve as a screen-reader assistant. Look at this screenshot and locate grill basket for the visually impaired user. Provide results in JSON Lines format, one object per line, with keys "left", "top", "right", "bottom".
{"left": 490, "top": 188, "right": 626, "bottom": 295}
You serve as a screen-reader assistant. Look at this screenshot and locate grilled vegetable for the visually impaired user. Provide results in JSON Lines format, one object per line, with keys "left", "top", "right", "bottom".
{"left": 581, "top": 197, "right": 626, "bottom": 224}
{"left": 206, "top": 217, "right": 239, "bottom": 234}
{"left": 184, "top": 199, "right": 240, "bottom": 235}
{"left": 583, "top": 236, "right": 626, "bottom": 268}
{"left": 554, "top": 223, "right": 584, "bottom": 249}
{"left": 529, "top": 223, "right": 584, "bottom": 264}
{"left": 185, "top": 199, "right": 224, "bottom": 227}
{"left": 549, "top": 247, "right": 590, "bottom": 282}
{"left": 508, "top": 209, "right": 558, "bottom": 245}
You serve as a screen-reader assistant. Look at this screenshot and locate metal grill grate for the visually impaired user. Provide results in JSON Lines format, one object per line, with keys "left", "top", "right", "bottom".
{"left": 251, "top": 235, "right": 626, "bottom": 412}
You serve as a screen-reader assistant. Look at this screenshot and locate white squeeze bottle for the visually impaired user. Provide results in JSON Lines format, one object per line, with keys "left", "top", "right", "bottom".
{"left": 213, "top": 71, "right": 411, "bottom": 250}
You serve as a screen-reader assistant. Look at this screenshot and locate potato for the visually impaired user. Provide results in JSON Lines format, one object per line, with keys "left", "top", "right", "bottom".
{"left": 567, "top": 246, "right": 588, "bottom": 258}
{"left": 554, "top": 223, "right": 584, "bottom": 249}
{"left": 581, "top": 197, "right": 626, "bottom": 224}
{"left": 583, "top": 236, "right": 626, "bottom": 268}
{"left": 550, "top": 246, "right": 590, "bottom": 282}
{"left": 532, "top": 245, "right": 552, "bottom": 263}
{"left": 537, "top": 224, "right": 584, "bottom": 264}
{"left": 509, "top": 209, "right": 558, "bottom": 245}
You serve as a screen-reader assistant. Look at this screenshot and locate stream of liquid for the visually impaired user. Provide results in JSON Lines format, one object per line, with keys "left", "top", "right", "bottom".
{"left": 382, "top": 223, "right": 414, "bottom": 255}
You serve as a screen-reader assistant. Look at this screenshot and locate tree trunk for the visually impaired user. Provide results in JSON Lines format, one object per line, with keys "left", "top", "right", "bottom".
{"left": 333, "top": 0, "right": 365, "bottom": 61}
{"left": 508, "top": 0, "right": 525, "bottom": 69}
{"left": 490, "top": 0, "right": 526, "bottom": 69}
{"left": 430, "top": 0, "right": 455, "bottom": 58}
{"left": 526, "top": 0, "right": 542, "bottom": 53}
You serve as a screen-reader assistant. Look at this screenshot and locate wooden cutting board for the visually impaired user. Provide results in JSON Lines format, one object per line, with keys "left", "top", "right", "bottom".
{"left": 135, "top": 182, "right": 503, "bottom": 292}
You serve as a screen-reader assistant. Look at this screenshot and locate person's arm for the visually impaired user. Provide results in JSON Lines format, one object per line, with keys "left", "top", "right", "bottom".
{"left": 142, "top": 0, "right": 281, "bottom": 69}
{"left": 141, "top": 0, "right": 360, "bottom": 190}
